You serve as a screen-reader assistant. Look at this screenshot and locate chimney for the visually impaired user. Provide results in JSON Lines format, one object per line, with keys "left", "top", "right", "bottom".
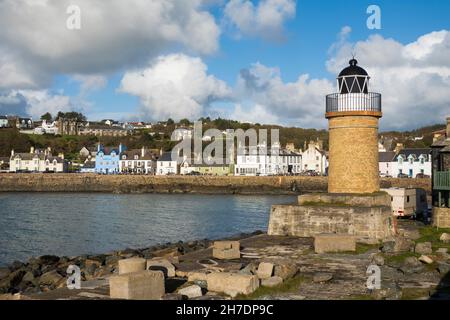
{"left": 395, "top": 143, "right": 404, "bottom": 153}
{"left": 30, "top": 146, "right": 35, "bottom": 154}
{"left": 141, "top": 146, "right": 145, "bottom": 158}
{"left": 58, "top": 153, "right": 65, "bottom": 160}
{"left": 160, "top": 148, "right": 163, "bottom": 156}
{"left": 11, "top": 150, "right": 14, "bottom": 157}
{"left": 447, "top": 117, "right": 450, "bottom": 138}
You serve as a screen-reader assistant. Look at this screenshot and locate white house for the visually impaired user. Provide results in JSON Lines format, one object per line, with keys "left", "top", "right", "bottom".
{"left": 9, "top": 147, "right": 67, "bottom": 173}
{"left": 156, "top": 152, "right": 178, "bottom": 175}
{"left": 301, "top": 140, "right": 328, "bottom": 175}
{"left": 0, "top": 116, "right": 9, "bottom": 128}
{"left": 235, "top": 143, "right": 302, "bottom": 176}
{"left": 172, "top": 127, "right": 193, "bottom": 141}
{"left": 34, "top": 120, "right": 59, "bottom": 135}
{"left": 379, "top": 151, "right": 396, "bottom": 177}
{"left": 119, "top": 147, "right": 157, "bottom": 174}
{"left": 391, "top": 148, "right": 432, "bottom": 178}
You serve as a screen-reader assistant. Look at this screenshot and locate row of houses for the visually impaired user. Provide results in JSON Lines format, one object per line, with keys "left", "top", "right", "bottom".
{"left": 379, "top": 148, "right": 432, "bottom": 178}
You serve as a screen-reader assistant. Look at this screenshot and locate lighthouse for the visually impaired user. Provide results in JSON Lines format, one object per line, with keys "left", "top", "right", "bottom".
{"left": 268, "top": 58, "right": 392, "bottom": 241}
{"left": 326, "top": 59, "right": 382, "bottom": 194}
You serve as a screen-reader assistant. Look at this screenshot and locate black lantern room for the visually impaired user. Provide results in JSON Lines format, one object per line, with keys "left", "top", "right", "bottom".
{"left": 337, "top": 59, "right": 369, "bottom": 94}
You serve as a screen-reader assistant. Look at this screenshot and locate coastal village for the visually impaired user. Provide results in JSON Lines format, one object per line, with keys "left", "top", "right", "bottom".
{"left": 0, "top": 59, "right": 450, "bottom": 302}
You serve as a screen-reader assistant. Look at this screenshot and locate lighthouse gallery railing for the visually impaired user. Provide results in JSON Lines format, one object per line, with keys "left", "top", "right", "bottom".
{"left": 326, "top": 92, "right": 382, "bottom": 113}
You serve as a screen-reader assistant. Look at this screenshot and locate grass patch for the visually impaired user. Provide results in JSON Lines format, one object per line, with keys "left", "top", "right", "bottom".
{"left": 235, "top": 275, "right": 308, "bottom": 300}
{"left": 401, "top": 288, "right": 432, "bottom": 300}
{"left": 416, "top": 226, "right": 450, "bottom": 251}
{"left": 384, "top": 252, "right": 420, "bottom": 265}
{"left": 354, "top": 243, "right": 381, "bottom": 255}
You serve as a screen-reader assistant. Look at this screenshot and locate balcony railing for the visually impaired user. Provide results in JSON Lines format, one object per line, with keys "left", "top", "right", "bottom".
{"left": 434, "top": 170, "right": 450, "bottom": 191}
{"left": 326, "top": 92, "right": 382, "bottom": 113}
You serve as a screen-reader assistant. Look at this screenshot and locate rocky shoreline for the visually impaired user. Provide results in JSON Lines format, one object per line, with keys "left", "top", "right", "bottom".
{"left": 0, "top": 174, "right": 431, "bottom": 195}
{"left": 1, "top": 222, "right": 450, "bottom": 300}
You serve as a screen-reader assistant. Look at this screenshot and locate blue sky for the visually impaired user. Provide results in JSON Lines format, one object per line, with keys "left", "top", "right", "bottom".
{"left": 1, "top": 0, "right": 450, "bottom": 130}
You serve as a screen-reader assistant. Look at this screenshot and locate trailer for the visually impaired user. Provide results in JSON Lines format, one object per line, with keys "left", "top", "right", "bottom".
{"left": 381, "top": 188, "right": 428, "bottom": 218}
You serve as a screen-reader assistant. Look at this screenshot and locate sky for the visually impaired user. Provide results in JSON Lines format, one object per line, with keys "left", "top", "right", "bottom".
{"left": 0, "top": 0, "right": 449, "bottom": 130}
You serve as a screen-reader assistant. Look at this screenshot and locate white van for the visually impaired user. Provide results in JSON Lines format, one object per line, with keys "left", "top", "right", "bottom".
{"left": 382, "top": 188, "right": 428, "bottom": 218}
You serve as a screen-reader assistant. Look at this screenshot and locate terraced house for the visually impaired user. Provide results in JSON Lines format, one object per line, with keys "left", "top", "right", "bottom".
{"left": 9, "top": 147, "right": 67, "bottom": 173}
{"left": 95, "top": 144, "right": 125, "bottom": 174}
{"left": 119, "top": 147, "right": 158, "bottom": 174}
{"left": 431, "top": 117, "right": 450, "bottom": 227}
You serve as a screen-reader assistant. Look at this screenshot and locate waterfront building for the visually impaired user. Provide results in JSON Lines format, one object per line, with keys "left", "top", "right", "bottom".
{"left": 378, "top": 151, "right": 396, "bottom": 177}
{"left": 80, "top": 122, "right": 130, "bottom": 137}
{"left": 16, "top": 117, "right": 34, "bottom": 129}
{"left": 156, "top": 152, "right": 178, "bottom": 175}
{"left": 119, "top": 147, "right": 157, "bottom": 174}
{"left": 95, "top": 144, "right": 125, "bottom": 174}
{"left": 431, "top": 117, "right": 450, "bottom": 227}
{"left": 33, "top": 120, "right": 59, "bottom": 135}
{"left": 79, "top": 146, "right": 97, "bottom": 160}
{"left": 0, "top": 116, "right": 9, "bottom": 128}
{"left": 9, "top": 147, "right": 67, "bottom": 173}
{"left": 235, "top": 142, "right": 302, "bottom": 176}
{"left": 300, "top": 140, "right": 328, "bottom": 175}
{"left": 391, "top": 148, "right": 432, "bottom": 178}
{"left": 80, "top": 161, "right": 96, "bottom": 173}
{"left": 0, "top": 157, "right": 10, "bottom": 172}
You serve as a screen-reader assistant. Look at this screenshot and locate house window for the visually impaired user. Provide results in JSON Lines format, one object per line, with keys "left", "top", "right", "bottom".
{"left": 407, "top": 196, "right": 410, "bottom": 203}
{"left": 398, "top": 158, "right": 403, "bottom": 165}
{"left": 420, "top": 158, "right": 425, "bottom": 164}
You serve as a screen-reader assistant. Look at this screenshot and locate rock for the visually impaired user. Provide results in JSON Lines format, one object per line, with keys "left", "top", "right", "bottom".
{"left": 105, "top": 255, "right": 120, "bottom": 266}
{"left": 436, "top": 248, "right": 448, "bottom": 255}
{"left": 440, "top": 233, "right": 450, "bottom": 244}
{"left": 313, "top": 273, "right": 333, "bottom": 283}
{"left": 437, "top": 262, "right": 450, "bottom": 275}
{"left": 415, "top": 242, "right": 433, "bottom": 255}
{"left": 0, "top": 268, "right": 10, "bottom": 280}
{"left": 206, "top": 272, "right": 259, "bottom": 298}
{"left": 187, "top": 271, "right": 209, "bottom": 283}
{"left": 109, "top": 270, "right": 165, "bottom": 300}
{"left": 118, "top": 258, "right": 146, "bottom": 275}
{"left": 39, "top": 270, "right": 63, "bottom": 286}
{"left": 212, "top": 241, "right": 241, "bottom": 260}
{"left": 152, "top": 247, "right": 181, "bottom": 259}
{"left": 163, "top": 293, "right": 185, "bottom": 300}
{"left": 0, "top": 269, "right": 26, "bottom": 293}
{"left": 382, "top": 237, "right": 414, "bottom": 253}
{"left": 399, "top": 256, "right": 424, "bottom": 274}
{"left": 85, "top": 263, "right": 98, "bottom": 276}
{"left": 177, "top": 285, "right": 203, "bottom": 299}
{"left": 37, "top": 255, "right": 60, "bottom": 266}
{"left": 372, "top": 282, "right": 402, "bottom": 300}
{"left": 419, "top": 255, "right": 434, "bottom": 265}
{"left": 239, "top": 263, "right": 257, "bottom": 276}
{"left": 372, "top": 254, "right": 385, "bottom": 266}
{"left": 400, "top": 229, "right": 421, "bottom": 240}
{"left": 9, "top": 261, "right": 24, "bottom": 272}
{"left": 314, "top": 234, "right": 356, "bottom": 254}
{"left": 85, "top": 258, "right": 103, "bottom": 269}
{"left": 261, "top": 276, "right": 283, "bottom": 288}
{"left": 256, "top": 262, "right": 274, "bottom": 280}
{"left": 273, "top": 262, "right": 298, "bottom": 280}
{"left": 146, "top": 259, "right": 176, "bottom": 278}
{"left": 22, "top": 271, "right": 36, "bottom": 283}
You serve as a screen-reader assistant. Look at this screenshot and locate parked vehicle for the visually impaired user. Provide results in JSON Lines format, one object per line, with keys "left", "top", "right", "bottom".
{"left": 382, "top": 188, "right": 428, "bottom": 218}
{"left": 397, "top": 173, "right": 409, "bottom": 178}
{"left": 416, "top": 173, "right": 430, "bottom": 179}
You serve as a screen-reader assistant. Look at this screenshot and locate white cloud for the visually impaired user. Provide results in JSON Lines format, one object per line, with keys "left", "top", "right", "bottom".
{"left": 327, "top": 29, "right": 450, "bottom": 130}
{"left": 0, "top": 0, "right": 220, "bottom": 90}
{"left": 71, "top": 75, "right": 107, "bottom": 97}
{"left": 119, "top": 54, "right": 232, "bottom": 121}
{"left": 234, "top": 62, "right": 334, "bottom": 128}
{"left": 224, "top": 0, "right": 296, "bottom": 40}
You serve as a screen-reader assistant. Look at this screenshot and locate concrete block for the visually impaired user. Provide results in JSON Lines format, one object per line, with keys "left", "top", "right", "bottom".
{"left": 109, "top": 270, "right": 165, "bottom": 300}
{"left": 256, "top": 262, "right": 274, "bottom": 279}
{"left": 177, "top": 285, "right": 203, "bottom": 299}
{"left": 206, "top": 272, "right": 259, "bottom": 297}
{"left": 314, "top": 234, "right": 356, "bottom": 254}
{"left": 146, "top": 258, "right": 175, "bottom": 278}
{"left": 261, "top": 276, "right": 283, "bottom": 288}
{"left": 118, "top": 257, "right": 146, "bottom": 275}
{"left": 212, "top": 241, "right": 240, "bottom": 260}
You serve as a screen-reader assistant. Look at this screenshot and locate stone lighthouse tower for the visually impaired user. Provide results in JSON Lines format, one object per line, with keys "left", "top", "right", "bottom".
{"left": 326, "top": 59, "right": 382, "bottom": 194}
{"left": 268, "top": 58, "right": 392, "bottom": 242}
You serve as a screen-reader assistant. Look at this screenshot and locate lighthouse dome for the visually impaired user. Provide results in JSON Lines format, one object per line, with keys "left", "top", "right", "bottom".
{"left": 337, "top": 59, "right": 369, "bottom": 94}
{"left": 338, "top": 59, "right": 368, "bottom": 77}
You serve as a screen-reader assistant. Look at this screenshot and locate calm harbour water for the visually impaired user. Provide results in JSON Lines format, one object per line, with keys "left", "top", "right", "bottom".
{"left": 0, "top": 193, "right": 295, "bottom": 266}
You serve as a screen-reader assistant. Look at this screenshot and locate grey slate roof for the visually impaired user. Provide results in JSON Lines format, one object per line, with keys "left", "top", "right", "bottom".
{"left": 393, "top": 148, "right": 431, "bottom": 161}
{"left": 379, "top": 152, "right": 396, "bottom": 162}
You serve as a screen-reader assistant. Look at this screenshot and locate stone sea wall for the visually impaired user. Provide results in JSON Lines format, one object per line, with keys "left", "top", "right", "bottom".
{"left": 0, "top": 174, "right": 431, "bottom": 195}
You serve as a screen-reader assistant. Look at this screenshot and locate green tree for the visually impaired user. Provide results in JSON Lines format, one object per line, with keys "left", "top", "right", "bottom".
{"left": 40, "top": 112, "right": 52, "bottom": 121}
{"left": 167, "top": 118, "right": 175, "bottom": 125}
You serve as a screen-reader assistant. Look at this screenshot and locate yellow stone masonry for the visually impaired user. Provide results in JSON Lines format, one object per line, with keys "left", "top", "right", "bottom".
{"left": 327, "top": 115, "right": 380, "bottom": 194}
